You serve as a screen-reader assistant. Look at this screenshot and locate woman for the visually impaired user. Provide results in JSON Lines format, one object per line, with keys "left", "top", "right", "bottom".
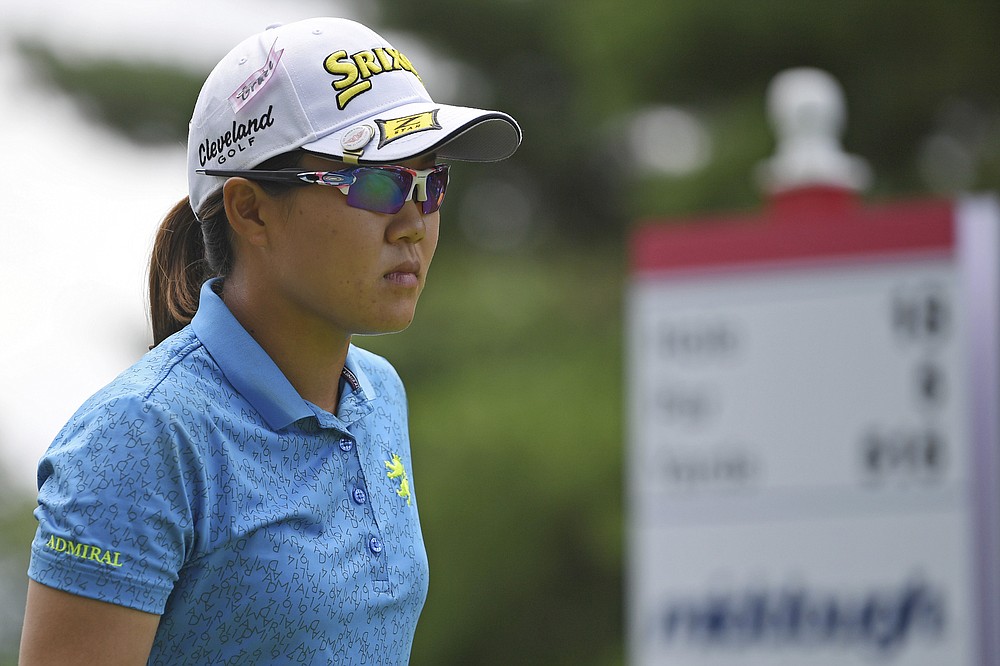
{"left": 19, "top": 17, "right": 520, "bottom": 665}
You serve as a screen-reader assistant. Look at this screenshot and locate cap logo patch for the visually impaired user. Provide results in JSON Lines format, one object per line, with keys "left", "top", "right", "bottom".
{"left": 323, "top": 47, "right": 421, "bottom": 110}
{"left": 376, "top": 110, "right": 441, "bottom": 148}
{"left": 198, "top": 104, "right": 275, "bottom": 167}
{"left": 228, "top": 39, "right": 284, "bottom": 113}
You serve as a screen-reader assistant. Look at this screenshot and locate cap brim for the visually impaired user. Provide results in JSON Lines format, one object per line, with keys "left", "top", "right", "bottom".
{"left": 301, "top": 102, "right": 521, "bottom": 164}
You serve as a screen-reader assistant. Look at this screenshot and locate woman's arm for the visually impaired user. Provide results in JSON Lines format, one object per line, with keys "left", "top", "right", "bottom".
{"left": 19, "top": 580, "right": 161, "bottom": 666}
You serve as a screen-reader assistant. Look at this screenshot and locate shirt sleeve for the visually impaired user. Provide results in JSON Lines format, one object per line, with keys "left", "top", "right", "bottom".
{"left": 28, "top": 395, "right": 198, "bottom": 614}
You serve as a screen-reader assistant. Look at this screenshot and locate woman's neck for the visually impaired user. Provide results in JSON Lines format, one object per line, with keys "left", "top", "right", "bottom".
{"left": 220, "top": 275, "right": 350, "bottom": 414}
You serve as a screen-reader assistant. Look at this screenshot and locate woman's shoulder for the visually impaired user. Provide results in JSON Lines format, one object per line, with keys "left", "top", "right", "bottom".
{"left": 71, "top": 328, "right": 218, "bottom": 424}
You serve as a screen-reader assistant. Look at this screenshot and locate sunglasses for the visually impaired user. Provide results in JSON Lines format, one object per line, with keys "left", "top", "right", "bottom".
{"left": 196, "top": 164, "right": 450, "bottom": 215}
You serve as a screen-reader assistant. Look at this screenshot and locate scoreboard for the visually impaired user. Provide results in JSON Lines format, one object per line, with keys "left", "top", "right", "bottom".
{"left": 627, "top": 191, "right": 1000, "bottom": 665}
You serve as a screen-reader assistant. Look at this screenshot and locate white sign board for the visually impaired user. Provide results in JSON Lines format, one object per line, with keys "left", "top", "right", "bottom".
{"left": 627, "top": 194, "right": 1000, "bottom": 665}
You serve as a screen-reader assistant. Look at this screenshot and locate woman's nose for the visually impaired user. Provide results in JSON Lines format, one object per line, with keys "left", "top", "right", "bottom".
{"left": 386, "top": 201, "right": 428, "bottom": 244}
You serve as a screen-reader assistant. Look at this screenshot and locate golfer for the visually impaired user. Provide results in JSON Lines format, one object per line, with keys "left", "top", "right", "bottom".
{"left": 19, "top": 16, "right": 520, "bottom": 665}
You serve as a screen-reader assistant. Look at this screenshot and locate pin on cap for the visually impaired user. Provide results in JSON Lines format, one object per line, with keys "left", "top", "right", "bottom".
{"left": 341, "top": 123, "right": 376, "bottom": 164}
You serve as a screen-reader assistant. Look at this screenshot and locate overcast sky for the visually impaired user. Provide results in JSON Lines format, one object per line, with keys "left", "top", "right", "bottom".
{"left": 0, "top": 0, "right": 373, "bottom": 491}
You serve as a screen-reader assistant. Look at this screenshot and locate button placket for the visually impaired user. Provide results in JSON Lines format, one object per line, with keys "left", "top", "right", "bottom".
{"left": 335, "top": 431, "right": 389, "bottom": 586}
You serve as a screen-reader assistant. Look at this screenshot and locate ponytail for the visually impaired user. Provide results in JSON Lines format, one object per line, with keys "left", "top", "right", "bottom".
{"left": 148, "top": 193, "right": 229, "bottom": 346}
{"left": 148, "top": 150, "right": 304, "bottom": 346}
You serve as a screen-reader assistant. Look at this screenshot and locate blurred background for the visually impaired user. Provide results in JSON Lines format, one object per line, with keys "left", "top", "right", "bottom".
{"left": 0, "top": 0, "right": 998, "bottom": 664}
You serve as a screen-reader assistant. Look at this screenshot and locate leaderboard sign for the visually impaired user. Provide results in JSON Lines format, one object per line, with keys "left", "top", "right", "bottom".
{"left": 626, "top": 191, "right": 1000, "bottom": 665}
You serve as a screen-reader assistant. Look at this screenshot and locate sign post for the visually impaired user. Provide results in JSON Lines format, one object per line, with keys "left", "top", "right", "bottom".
{"left": 626, "top": 68, "right": 1000, "bottom": 665}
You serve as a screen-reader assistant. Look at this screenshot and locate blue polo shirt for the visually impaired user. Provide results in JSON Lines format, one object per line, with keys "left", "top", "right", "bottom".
{"left": 28, "top": 279, "right": 428, "bottom": 665}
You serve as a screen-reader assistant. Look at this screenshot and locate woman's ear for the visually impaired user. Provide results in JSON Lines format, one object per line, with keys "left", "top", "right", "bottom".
{"left": 222, "top": 178, "right": 272, "bottom": 248}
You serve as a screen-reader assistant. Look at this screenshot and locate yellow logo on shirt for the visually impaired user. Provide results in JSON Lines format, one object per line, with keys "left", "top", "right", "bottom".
{"left": 45, "top": 534, "right": 123, "bottom": 568}
{"left": 385, "top": 454, "right": 412, "bottom": 506}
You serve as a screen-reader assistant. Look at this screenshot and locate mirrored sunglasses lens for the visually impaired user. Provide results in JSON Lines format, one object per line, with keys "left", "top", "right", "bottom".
{"left": 348, "top": 169, "right": 411, "bottom": 213}
{"left": 421, "top": 168, "right": 449, "bottom": 214}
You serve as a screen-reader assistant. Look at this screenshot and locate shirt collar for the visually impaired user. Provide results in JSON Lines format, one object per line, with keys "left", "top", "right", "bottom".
{"left": 190, "top": 279, "right": 313, "bottom": 430}
{"left": 190, "top": 279, "right": 379, "bottom": 430}
{"left": 335, "top": 351, "right": 378, "bottom": 426}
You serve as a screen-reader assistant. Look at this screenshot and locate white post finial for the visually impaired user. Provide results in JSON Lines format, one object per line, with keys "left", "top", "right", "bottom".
{"left": 756, "top": 67, "right": 871, "bottom": 194}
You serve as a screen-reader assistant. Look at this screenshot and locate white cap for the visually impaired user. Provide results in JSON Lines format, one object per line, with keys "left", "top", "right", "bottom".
{"left": 188, "top": 17, "right": 522, "bottom": 214}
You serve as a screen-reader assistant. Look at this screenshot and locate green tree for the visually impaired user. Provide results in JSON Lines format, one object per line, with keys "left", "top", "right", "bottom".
{"left": 375, "top": 0, "right": 1000, "bottom": 227}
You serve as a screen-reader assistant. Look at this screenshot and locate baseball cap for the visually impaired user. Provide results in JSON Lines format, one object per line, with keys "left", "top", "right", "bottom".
{"left": 187, "top": 17, "right": 522, "bottom": 214}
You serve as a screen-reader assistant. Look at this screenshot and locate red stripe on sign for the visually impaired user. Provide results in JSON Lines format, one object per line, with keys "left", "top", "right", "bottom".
{"left": 630, "top": 189, "right": 955, "bottom": 275}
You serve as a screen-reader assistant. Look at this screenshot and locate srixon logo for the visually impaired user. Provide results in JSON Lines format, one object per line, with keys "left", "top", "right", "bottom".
{"left": 654, "top": 579, "right": 945, "bottom": 654}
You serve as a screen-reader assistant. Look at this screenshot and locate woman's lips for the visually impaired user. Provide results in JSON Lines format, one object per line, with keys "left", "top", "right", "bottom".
{"left": 384, "top": 261, "right": 420, "bottom": 287}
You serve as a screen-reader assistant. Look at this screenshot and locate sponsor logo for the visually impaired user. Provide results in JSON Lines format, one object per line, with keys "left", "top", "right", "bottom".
{"left": 45, "top": 534, "right": 124, "bottom": 568}
{"left": 385, "top": 453, "right": 412, "bottom": 505}
{"left": 647, "top": 579, "right": 945, "bottom": 654}
{"left": 323, "top": 48, "right": 421, "bottom": 110}
{"left": 198, "top": 104, "right": 275, "bottom": 167}
{"left": 376, "top": 110, "right": 441, "bottom": 148}
{"left": 228, "top": 39, "right": 283, "bottom": 113}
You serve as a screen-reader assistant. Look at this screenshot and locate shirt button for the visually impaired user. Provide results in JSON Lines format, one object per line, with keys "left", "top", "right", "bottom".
{"left": 338, "top": 437, "right": 353, "bottom": 452}
{"left": 368, "top": 536, "right": 383, "bottom": 555}
{"left": 352, "top": 487, "right": 367, "bottom": 505}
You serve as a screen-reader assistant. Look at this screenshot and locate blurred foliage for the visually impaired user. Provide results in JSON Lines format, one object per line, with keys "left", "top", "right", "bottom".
{"left": 0, "top": 488, "right": 36, "bottom": 666}
{"left": 7, "top": 1, "right": 1000, "bottom": 663}
{"left": 16, "top": 41, "right": 204, "bottom": 144}
{"left": 374, "top": 0, "right": 1000, "bottom": 229}
{"left": 359, "top": 247, "right": 624, "bottom": 665}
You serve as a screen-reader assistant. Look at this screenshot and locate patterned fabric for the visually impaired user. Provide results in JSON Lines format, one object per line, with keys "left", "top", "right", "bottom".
{"left": 28, "top": 279, "right": 428, "bottom": 665}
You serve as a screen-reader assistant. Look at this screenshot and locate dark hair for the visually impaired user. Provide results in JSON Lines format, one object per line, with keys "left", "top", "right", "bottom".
{"left": 148, "top": 151, "right": 304, "bottom": 346}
